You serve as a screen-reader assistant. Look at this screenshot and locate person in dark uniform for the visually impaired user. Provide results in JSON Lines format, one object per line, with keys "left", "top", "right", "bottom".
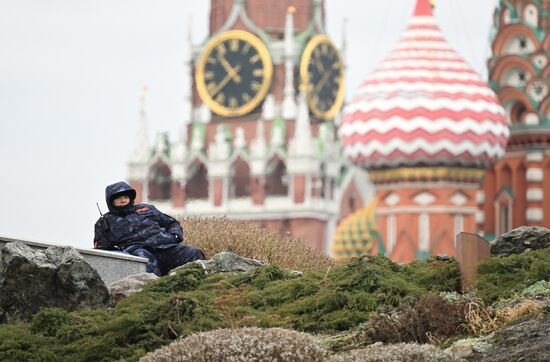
{"left": 94, "top": 181, "right": 205, "bottom": 276}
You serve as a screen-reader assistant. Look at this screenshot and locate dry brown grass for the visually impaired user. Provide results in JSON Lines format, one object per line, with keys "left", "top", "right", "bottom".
{"left": 496, "top": 299, "right": 543, "bottom": 324}
{"left": 464, "top": 298, "right": 499, "bottom": 337}
{"left": 181, "top": 217, "right": 334, "bottom": 272}
{"left": 464, "top": 297, "right": 544, "bottom": 337}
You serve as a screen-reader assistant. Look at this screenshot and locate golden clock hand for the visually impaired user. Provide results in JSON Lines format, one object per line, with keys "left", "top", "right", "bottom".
{"left": 311, "top": 69, "right": 332, "bottom": 97}
{"left": 314, "top": 58, "right": 325, "bottom": 74}
{"left": 210, "top": 65, "right": 242, "bottom": 97}
{"left": 219, "top": 55, "right": 242, "bottom": 84}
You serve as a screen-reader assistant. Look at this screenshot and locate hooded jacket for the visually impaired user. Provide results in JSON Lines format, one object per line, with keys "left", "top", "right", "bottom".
{"left": 93, "top": 181, "right": 184, "bottom": 252}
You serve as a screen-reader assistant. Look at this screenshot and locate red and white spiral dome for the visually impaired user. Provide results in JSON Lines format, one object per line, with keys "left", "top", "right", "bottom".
{"left": 340, "top": 0, "right": 509, "bottom": 170}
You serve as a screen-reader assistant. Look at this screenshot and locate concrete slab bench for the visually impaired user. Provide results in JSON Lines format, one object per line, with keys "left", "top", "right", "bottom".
{"left": 0, "top": 236, "right": 148, "bottom": 286}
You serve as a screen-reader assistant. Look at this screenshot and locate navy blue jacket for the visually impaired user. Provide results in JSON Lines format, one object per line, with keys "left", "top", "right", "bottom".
{"left": 94, "top": 182, "right": 184, "bottom": 252}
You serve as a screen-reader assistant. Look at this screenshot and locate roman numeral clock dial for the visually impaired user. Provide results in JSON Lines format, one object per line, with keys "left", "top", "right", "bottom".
{"left": 196, "top": 30, "right": 273, "bottom": 117}
{"left": 300, "top": 35, "right": 345, "bottom": 121}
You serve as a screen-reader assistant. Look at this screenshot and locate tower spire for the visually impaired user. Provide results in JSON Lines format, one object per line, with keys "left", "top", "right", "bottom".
{"left": 129, "top": 85, "right": 151, "bottom": 163}
{"left": 174, "top": 17, "right": 193, "bottom": 165}
{"left": 282, "top": 6, "right": 297, "bottom": 120}
{"left": 341, "top": 17, "right": 348, "bottom": 70}
{"left": 182, "top": 14, "right": 193, "bottom": 125}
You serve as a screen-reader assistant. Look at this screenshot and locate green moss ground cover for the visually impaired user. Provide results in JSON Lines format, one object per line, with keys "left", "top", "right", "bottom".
{"left": 1, "top": 249, "right": 548, "bottom": 361}
{"left": 474, "top": 248, "right": 550, "bottom": 304}
{"left": 0, "top": 256, "right": 460, "bottom": 361}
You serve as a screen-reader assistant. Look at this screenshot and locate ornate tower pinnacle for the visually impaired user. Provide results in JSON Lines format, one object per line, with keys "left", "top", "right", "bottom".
{"left": 129, "top": 85, "right": 151, "bottom": 164}
{"left": 282, "top": 6, "right": 297, "bottom": 120}
{"left": 289, "top": 90, "right": 314, "bottom": 157}
{"left": 182, "top": 17, "right": 193, "bottom": 125}
{"left": 341, "top": 17, "right": 348, "bottom": 70}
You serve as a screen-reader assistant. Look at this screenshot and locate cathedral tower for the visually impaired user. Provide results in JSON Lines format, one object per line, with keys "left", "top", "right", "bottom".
{"left": 341, "top": 0, "right": 508, "bottom": 262}
{"left": 128, "top": 0, "right": 372, "bottom": 253}
{"left": 481, "top": 0, "right": 550, "bottom": 238}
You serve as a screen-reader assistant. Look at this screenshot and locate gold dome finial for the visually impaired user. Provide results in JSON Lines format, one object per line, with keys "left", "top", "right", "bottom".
{"left": 288, "top": 6, "right": 296, "bottom": 14}
{"left": 430, "top": 0, "right": 437, "bottom": 8}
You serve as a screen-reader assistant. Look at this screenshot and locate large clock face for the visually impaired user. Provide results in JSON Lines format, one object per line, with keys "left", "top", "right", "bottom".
{"left": 300, "top": 35, "right": 345, "bottom": 121}
{"left": 196, "top": 30, "right": 273, "bottom": 117}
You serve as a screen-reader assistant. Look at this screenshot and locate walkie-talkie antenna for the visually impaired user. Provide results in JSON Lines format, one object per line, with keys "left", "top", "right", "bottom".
{"left": 96, "top": 202, "right": 104, "bottom": 217}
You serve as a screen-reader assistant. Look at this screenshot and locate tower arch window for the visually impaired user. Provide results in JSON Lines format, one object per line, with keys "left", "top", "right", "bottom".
{"left": 501, "top": 67, "right": 531, "bottom": 87}
{"left": 387, "top": 215, "right": 396, "bottom": 253}
{"left": 453, "top": 214, "right": 464, "bottom": 247}
{"left": 186, "top": 161, "right": 209, "bottom": 199}
{"left": 148, "top": 160, "right": 172, "bottom": 200}
{"left": 229, "top": 156, "right": 251, "bottom": 198}
{"left": 329, "top": 179, "right": 336, "bottom": 200}
{"left": 319, "top": 163, "right": 327, "bottom": 198}
{"left": 418, "top": 212, "right": 430, "bottom": 252}
{"left": 494, "top": 187, "right": 514, "bottom": 236}
{"left": 499, "top": 164, "right": 513, "bottom": 189}
{"left": 265, "top": 157, "right": 288, "bottom": 196}
{"left": 504, "top": 35, "right": 536, "bottom": 55}
{"left": 500, "top": 203, "right": 511, "bottom": 233}
{"left": 505, "top": 100, "right": 529, "bottom": 124}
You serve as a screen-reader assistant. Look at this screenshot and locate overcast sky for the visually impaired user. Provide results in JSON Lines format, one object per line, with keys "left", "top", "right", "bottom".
{"left": 0, "top": 0, "right": 498, "bottom": 249}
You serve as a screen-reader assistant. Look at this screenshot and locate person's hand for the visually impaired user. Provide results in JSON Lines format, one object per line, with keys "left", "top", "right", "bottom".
{"left": 97, "top": 217, "right": 109, "bottom": 231}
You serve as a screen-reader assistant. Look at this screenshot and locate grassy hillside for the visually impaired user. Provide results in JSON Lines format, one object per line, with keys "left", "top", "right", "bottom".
{"left": 0, "top": 218, "right": 549, "bottom": 361}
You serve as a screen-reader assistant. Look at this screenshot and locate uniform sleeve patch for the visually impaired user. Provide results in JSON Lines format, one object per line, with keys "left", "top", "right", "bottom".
{"left": 136, "top": 207, "right": 150, "bottom": 213}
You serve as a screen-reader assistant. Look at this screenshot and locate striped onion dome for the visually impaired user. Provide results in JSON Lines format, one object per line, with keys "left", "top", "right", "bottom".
{"left": 340, "top": 0, "right": 509, "bottom": 170}
{"left": 331, "top": 200, "right": 385, "bottom": 261}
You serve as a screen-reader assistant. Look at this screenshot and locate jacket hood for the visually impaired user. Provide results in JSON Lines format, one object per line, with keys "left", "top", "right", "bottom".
{"left": 105, "top": 181, "right": 137, "bottom": 213}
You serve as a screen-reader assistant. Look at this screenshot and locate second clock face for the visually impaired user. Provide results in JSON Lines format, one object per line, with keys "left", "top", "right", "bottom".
{"left": 300, "top": 35, "right": 345, "bottom": 121}
{"left": 196, "top": 30, "right": 273, "bottom": 117}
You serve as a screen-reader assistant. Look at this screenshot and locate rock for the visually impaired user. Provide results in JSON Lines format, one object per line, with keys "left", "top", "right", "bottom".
{"left": 109, "top": 272, "right": 158, "bottom": 304}
{"left": 491, "top": 226, "right": 550, "bottom": 256}
{"left": 330, "top": 343, "right": 465, "bottom": 362}
{"left": 446, "top": 335, "right": 493, "bottom": 360}
{"left": 481, "top": 313, "right": 550, "bottom": 361}
{"left": 436, "top": 254, "right": 452, "bottom": 262}
{"left": 170, "top": 251, "right": 266, "bottom": 275}
{"left": 170, "top": 251, "right": 303, "bottom": 277}
{"left": 0, "top": 241, "right": 111, "bottom": 323}
{"left": 360, "top": 256, "right": 373, "bottom": 263}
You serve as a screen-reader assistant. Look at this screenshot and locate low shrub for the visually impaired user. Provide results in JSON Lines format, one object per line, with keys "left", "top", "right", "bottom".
{"left": 240, "top": 256, "right": 459, "bottom": 332}
{"left": 360, "top": 294, "right": 467, "bottom": 345}
{"left": 401, "top": 257, "right": 461, "bottom": 293}
{"left": 0, "top": 240, "right": 462, "bottom": 360}
{"left": 231, "top": 264, "right": 300, "bottom": 289}
{"left": 328, "top": 342, "right": 464, "bottom": 362}
{"left": 140, "top": 327, "right": 330, "bottom": 362}
{"left": 181, "top": 217, "right": 334, "bottom": 272}
{"left": 144, "top": 263, "right": 206, "bottom": 293}
{"left": 30, "top": 308, "right": 70, "bottom": 337}
{"left": 474, "top": 248, "right": 550, "bottom": 304}
{"left": 0, "top": 324, "right": 58, "bottom": 361}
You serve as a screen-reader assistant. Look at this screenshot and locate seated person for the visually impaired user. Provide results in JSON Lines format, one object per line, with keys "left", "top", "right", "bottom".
{"left": 94, "top": 181, "right": 205, "bottom": 276}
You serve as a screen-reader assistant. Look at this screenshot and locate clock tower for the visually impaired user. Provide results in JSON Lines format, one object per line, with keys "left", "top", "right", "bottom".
{"left": 128, "top": 0, "right": 372, "bottom": 253}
